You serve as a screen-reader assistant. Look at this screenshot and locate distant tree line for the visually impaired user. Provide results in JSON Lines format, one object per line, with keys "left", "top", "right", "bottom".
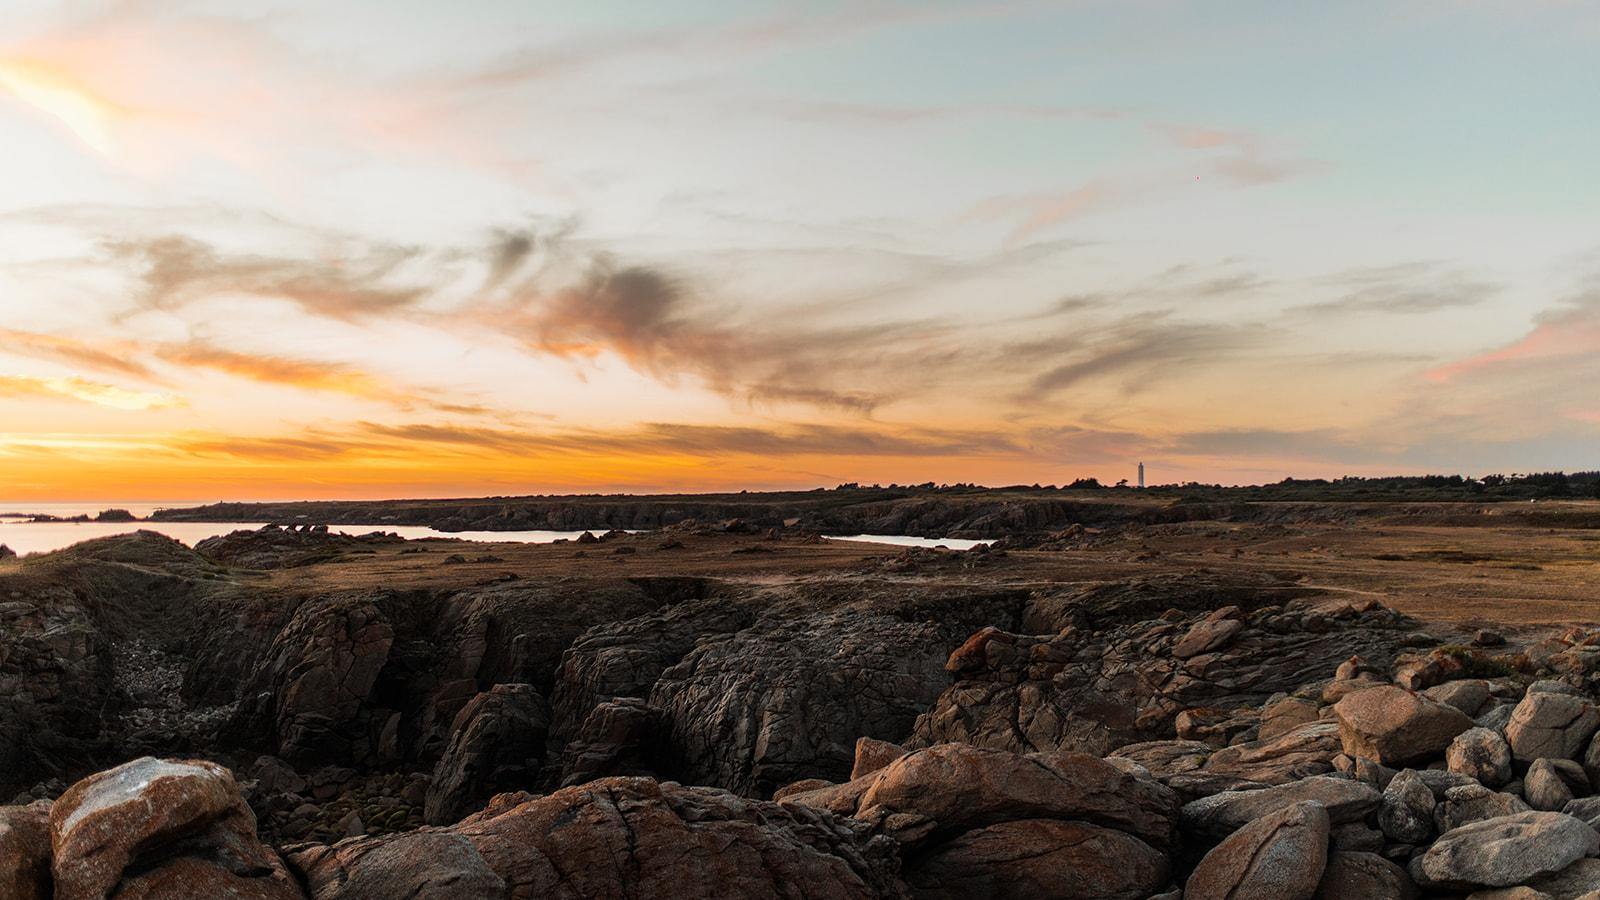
{"left": 831, "top": 472, "right": 1600, "bottom": 501}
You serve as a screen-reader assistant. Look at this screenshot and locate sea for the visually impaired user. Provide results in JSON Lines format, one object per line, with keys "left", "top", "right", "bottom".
{"left": 0, "top": 502, "right": 988, "bottom": 556}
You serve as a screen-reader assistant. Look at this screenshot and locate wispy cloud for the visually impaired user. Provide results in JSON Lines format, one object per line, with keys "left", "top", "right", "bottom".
{"left": 1293, "top": 263, "right": 1502, "bottom": 317}
{"left": 154, "top": 342, "right": 392, "bottom": 399}
{"left": 0, "top": 327, "right": 155, "bottom": 379}
{"left": 175, "top": 418, "right": 1027, "bottom": 463}
{"left": 0, "top": 374, "right": 181, "bottom": 410}
{"left": 1424, "top": 290, "right": 1600, "bottom": 384}
{"left": 1008, "top": 316, "right": 1262, "bottom": 400}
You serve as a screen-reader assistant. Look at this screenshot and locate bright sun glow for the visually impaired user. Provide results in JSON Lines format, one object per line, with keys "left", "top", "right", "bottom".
{"left": 0, "top": 58, "right": 119, "bottom": 155}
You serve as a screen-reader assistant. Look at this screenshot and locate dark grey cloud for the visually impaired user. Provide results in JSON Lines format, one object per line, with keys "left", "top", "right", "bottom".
{"left": 105, "top": 234, "right": 427, "bottom": 321}
{"left": 1006, "top": 317, "right": 1262, "bottom": 400}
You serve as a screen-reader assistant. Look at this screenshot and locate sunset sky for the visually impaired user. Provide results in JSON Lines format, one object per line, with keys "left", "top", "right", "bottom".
{"left": 2, "top": 0, "right": 1597, "bottom": 501}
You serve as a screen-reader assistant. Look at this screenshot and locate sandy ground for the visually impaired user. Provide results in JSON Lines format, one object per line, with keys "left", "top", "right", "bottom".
{"left": 232, "top": 515, "right": 1600, "bottom": 631}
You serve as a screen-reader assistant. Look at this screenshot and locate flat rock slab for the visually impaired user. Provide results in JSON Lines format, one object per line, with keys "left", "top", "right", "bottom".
{"left": 1182, "top": 776, "right": 1379, "bottom": 840}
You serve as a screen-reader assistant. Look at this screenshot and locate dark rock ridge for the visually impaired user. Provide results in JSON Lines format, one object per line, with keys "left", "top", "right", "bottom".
{"left": 194, "top": 525, "right": 405, "bottom": 569}
{"left": 148, "top": 487, "right": 1488, "bottom": 538}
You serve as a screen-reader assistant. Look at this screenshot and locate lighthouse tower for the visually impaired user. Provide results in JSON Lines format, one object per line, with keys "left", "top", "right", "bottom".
{"left": 1138, "top": 462, "right": 1145, "bottom": 489}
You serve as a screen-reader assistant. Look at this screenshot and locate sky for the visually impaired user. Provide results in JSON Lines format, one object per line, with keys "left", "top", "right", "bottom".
{"left": 1, "top": 0, "right": 1597, "bottom": 502}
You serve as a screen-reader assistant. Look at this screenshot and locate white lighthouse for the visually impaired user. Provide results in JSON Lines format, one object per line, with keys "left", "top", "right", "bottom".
{"left": 1138, "top": 462, "right": 1145, "bottom": 489}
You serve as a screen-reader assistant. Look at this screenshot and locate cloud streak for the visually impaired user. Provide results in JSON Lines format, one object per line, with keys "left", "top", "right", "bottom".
{"left": 0, "top": 374, "right": 181, "bottom": 410}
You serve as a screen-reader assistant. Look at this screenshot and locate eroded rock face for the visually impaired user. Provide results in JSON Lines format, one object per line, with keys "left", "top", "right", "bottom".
{"left": 425, "top": 683, "right": 549, "bottom": 825}
{"left": 1334, "top": 686, "right": 1474, "bottom": 766}
{"left": 49, "top": 757, "right": 302, "bottom": 900}
{"left": 1410, "top": 811, "right": 1600, "bottom": 890}
{"left": 913, "top": 596, "right": 1408, "bottom": 758}
{"left": 649, "top": 608, "right": 954, "bottom": 797}
{"left": 547, "top": 597, "right": 757, "bottom": 754}
{"left": 557, "top": 696, "right": 667, "bottom": 786}
{"left": 904, "top": 818, "right": 1167, "bottom": 900}
{"left": 227, "top": 596, "right": 395, "bottom": 766}
{"left": 290, "top": 777, "right": 908, "bottom": 900}
{"left": 1185, "top": 800, "right": 1330, "bottom": 900}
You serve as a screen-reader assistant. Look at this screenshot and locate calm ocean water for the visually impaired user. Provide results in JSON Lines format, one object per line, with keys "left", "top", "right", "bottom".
{"left": 0, "top": 502, "right": 987, "bottom": 556}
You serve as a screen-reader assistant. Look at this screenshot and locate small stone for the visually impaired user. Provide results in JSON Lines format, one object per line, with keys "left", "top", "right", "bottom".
{"left": 1448, "top": 727, "right": 1514, "bottom": 787}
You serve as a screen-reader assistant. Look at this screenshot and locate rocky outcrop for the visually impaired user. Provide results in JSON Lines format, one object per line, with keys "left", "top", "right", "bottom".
{"left": 911, "top": 595, "right": 1410, "bottom": 757}
{"left": 424, "top": 683, "right": 549, "bottom": 825}
{"left": 547, "top": 596, "right": 757, "bottom": 754}
{"left": 650, "top": 608, "right": 955, "bottom": 796}
{"left": 290, "top": 777, "right": 908, "bottom": 900}
{"left": 226, "top": 596, "right": 395, "bottom": 765}
{"left": 782, "top": 742, "right": 1178, "bottom": 898}
{"left": 194, "top": 525, "right": 403, "bottom": 569}
{"left": 556, "top": 696, "right": 667, "bottom": 786}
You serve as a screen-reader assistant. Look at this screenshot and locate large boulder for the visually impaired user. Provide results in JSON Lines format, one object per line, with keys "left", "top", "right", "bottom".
{"left": 289, "top": 776, "right": 906, "bottom": 900}
{"left": 1314, "top": 851, "right": 1416, "bottom": 900}
{"left": 1185, "top": 800, "right": 1330, "bottom": 900}
{"left": 49, "top": 757, "right": 302, "bottom": 900}
{"left": 0, "top": 800, "right": 52, "bottom": 900}
{"left": 1333, "top": 686, "right": 1473, "bottom": 766}
{"left": 904, "top": 818, "right": 1167, "bottom": 900}
{"left": 1511, "top": 857, "right": 1600, "bottom": 898}
{"left": 1505, "top": 692, "right": 1600, "bottom": 764}
{"left": 425, "top": 683, "right": 549, "bottom": 825}
{"left": 1410, "top": 811, "right": 1600, "bottom": 890}
{"left": 845, "top": 744, "right": 1179, "bottom": 849}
